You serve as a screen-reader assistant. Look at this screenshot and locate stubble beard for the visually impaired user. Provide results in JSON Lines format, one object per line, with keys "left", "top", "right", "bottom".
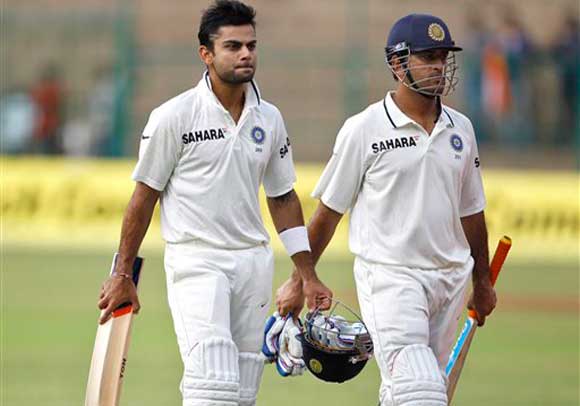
{"left": 215, "top": 67, "right": 255, "bottom": 85}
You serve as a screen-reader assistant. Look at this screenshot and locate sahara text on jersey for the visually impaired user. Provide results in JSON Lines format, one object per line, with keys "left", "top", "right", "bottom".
{"left": 182, "top": 128, "right": 226, "bottom": 144}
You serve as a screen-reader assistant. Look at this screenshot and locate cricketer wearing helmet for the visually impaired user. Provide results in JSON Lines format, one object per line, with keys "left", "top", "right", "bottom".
{"left": 277, "top": 14, "right": 496, "bottom": 405}
{"left": 96, "top": 1, "right": 332, "bottom": 405}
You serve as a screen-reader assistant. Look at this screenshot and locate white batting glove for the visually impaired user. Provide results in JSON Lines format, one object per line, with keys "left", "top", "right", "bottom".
{"left": 262, "top": 312, "right": 286, "bottom": 361}
{"left": 276, "top": 317, "right": 306, "bottom": 377}
{"left": 261, "top": 312, "right": 305, "bottom": 377}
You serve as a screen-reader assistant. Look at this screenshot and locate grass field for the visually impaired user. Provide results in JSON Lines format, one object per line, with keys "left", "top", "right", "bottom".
{"left": 1, "top": 245, "right": 578, "bottom": 406}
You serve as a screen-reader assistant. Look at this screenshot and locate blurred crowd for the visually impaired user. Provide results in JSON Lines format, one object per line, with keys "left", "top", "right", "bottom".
{"left": 462, "top": 10, "right": 579, "bottom": 146}
{"left": 1, "top": 11, "right": 578, "bottom": 157}
{"left": 1, "top": 64, "right": 117, "bottom": 156}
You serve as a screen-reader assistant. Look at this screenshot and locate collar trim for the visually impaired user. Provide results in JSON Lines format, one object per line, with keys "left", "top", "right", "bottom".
{"left": 383, "top": 98, "right": 397, "bottom": 128}
{"left": 385, "top": 92, "right": 455, "bottom": 129}
{"left": 443, "top": 109, "right": 455, "bottom": 127}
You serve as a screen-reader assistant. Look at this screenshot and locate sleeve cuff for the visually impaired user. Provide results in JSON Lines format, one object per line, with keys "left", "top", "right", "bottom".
{"left": 132, "top": 174, "right": 165, "bottom": 192}
{"left": 265, "top": 181, "right": 295, "bottom": 198}
{"left": 459, "top": 202, "right": 486, "bottom": 218}
{"left": 318, "top": 196, "right": 348, "bottom": 215}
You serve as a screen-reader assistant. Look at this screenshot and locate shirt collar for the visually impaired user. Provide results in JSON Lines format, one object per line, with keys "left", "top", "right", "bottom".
{"left": 199, "top": 71, "right": 261, "bottom": 109}
{"left": 383, "top": 91, "right": 455, "bottom": 129}
{"left": 383, "top": 92, "right": 413, "bottom": 129}
{"left": 439, "top": 105, "right": 455, "bottom": 128}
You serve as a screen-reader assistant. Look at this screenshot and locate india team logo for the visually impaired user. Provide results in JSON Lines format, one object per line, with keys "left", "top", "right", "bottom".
{"left": 251, "top": 126, "right": 266, "bottom": 145}
{"left": 428, "top": 23, "right": 445, "bottom": 42}
{"left": 309, "top": 358, "right": 323, "bottom": 374}
{"left": 450, "top": 134, "right": 463, "bottom": 152}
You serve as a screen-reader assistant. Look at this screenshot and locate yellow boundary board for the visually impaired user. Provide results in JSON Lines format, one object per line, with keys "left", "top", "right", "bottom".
{"left": 2, "top": 157, "right": 578, "bottom": 261}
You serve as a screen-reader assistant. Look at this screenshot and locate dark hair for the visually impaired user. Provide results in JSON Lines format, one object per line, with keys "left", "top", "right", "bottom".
{"left": 198, "top": 0, "right": 256, "bottom": 49}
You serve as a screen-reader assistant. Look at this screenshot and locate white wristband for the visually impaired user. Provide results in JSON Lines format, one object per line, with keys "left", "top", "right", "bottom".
{"left": 279, "top": 226, "right": 311, "bottom": 257}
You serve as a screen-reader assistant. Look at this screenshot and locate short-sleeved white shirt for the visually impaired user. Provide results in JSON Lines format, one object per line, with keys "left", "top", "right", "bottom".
{"left": 132, "top": 72, "right": 296, "bottom": 249}
{"left": 313, "top": 92, "right": 486, "bottom": 269}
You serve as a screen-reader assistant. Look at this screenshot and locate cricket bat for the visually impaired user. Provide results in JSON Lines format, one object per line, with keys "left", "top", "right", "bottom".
{"left": 445, "top": 236, "right": 512, "bottom": 403}
{"left": 85, "top": 254, "right": 143, "bottom": 406}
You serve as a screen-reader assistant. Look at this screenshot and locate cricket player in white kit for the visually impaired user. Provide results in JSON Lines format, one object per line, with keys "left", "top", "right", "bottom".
{"left": 277, "top": 14, "right": 497, "bottom": 405}
{"left": 97, "top": 1, "right": 332, "bottom": 405}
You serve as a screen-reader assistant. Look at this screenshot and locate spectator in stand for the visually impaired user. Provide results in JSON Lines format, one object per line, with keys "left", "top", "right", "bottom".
{"left": 462, "top": 12, "right": 492, "bottom": 142}
{"left": 553, "top": 15, "right": 579, "bottom": 145}
{"left": 30, "top": 65, "right": 64, "bottom": 154}
{"left": 88, "top": 65, "right": 116, "bottom": 156}
{"left": 0, "top": 86, "right": 36, "bottom": 154}
{"left": 480, "top": 38, "right": 512, "bottom": 140}
{"left": 489, "top": 9, "right": 535, "bottom": 145}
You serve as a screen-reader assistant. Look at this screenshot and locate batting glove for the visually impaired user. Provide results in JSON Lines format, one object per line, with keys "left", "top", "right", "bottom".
{"left": 261, "top": 312, "right": 306, "bottom": 377}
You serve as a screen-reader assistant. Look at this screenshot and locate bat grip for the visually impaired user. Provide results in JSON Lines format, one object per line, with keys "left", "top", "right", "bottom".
{"left": 468, "top": 236, "right": 512, "bottom": 320}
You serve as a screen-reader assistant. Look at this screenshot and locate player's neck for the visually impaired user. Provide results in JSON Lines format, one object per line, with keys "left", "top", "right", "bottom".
{"left": 208, "top": 71, "right": 246, "bottom": 123}
{"left": 392, "top": 86, "right": 439, "bottom": 135}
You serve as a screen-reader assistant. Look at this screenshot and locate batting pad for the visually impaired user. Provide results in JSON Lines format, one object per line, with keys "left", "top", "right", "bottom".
{"left": 390, "top": 344, "right": 447, "bottom": 406}
{"left": 238, "top": 352, "right": 265, "bottom": 406}
{"left": 182, "top": 337, "right": 240, "bottom": 406}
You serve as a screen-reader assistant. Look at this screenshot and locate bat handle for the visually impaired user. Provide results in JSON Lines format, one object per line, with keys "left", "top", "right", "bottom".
{"left": 468, "top": 236, "right": 512, "bottom": 320}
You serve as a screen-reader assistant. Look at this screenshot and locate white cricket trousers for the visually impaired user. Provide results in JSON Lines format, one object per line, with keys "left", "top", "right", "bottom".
{"left": 354, "top": 256, "right": 473, "bottom": 405}
{"left": 164, "top": 240, "right": 274, "bottom": 405}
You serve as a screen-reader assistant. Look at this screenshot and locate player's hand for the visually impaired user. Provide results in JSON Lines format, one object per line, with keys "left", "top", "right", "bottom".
{"left": 302, "top": 276, "right": 333, "bottom": 312}
{"left": 98, "top": 275, "right": 140, "bottom": 324}
{"left": 468, "top": 279, "right": 497, "bottom": 327}
{"left": 276, "top": 275, "right": 305, "bottom": 319}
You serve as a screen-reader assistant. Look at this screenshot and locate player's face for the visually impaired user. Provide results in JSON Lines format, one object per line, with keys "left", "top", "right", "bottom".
{"left": 407, "top": 49, "right": 449, "bottom": 95}
{"left": 201, "top": 25, "right": 257, "bottom": 85}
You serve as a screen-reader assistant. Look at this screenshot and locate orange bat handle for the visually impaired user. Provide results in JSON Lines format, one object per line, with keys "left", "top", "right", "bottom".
{"left": 468, "top": 236, "right": 512, "bottom": 319}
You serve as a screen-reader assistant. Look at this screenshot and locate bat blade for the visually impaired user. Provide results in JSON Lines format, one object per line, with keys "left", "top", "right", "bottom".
{"left": 85, "top": 310, "right": 135, "bottom": 405}
{"left": 445, "top": 317, "right": 476, "bottom": 399}
{"left": 85, "top": 255, "right": 143, "bottom": 406}
{"left": 446, "top": 236, "right": 512, "bottom": 403}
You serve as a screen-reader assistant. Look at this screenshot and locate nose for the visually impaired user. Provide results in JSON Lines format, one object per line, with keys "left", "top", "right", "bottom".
{"left": 240, "top": 45, "right": 253, "bottom": 60}
{"left": 433, "top": 59, "right": 445, "bottom": 73}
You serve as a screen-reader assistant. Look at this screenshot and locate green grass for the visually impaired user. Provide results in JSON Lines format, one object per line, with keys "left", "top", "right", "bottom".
{"left": 1, "top": 246, "right": 578, "bottom": 405}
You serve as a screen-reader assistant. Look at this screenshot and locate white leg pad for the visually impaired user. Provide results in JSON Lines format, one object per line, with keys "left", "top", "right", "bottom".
{"left": 182, "top": 337, "right": 240, "bottom": 406}
{"left": 390, "top": 344, "right": 447, "bottom": 406}
{"left": 379, "top": 381, "right": 392, "bottom": 406}
{"left": 238, "top": 352, "right": 265, "bottom": 406}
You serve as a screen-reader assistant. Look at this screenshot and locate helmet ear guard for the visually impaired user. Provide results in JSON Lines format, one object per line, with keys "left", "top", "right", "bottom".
{"left": 298, "top": 299, "right": 373, "bottom": 383}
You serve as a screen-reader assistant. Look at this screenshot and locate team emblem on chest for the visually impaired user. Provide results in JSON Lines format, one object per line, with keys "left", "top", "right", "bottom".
{"left": 251, "top": 126, "right": 266, "bottom": 145}
{"left": 450, "top": 134, "right": 463, "bottom": 152}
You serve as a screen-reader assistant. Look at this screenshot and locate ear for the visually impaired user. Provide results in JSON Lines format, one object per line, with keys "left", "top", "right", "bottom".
{"left": 199, "top": 45, "right": 214, "bottom": 65}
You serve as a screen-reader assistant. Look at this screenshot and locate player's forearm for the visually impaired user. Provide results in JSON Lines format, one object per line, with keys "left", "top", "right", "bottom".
{"left": 461, "top": 211, "right": 490, "bottom": 285}
{"left": 267, "top": 190, "right": 319, "bottom": 282}
{"left": 286, "top": 202, "right": 342, "bottom": 282}
{"left": 308, "top": 202, "right": 343, "bottom": 265}
{"left": 116, "top": 183, "right": 159, "bottom": 276}
{"left": 288, "top": 251, "right": 319, "bottom": 282}
{"left": 266, "top": 189, "right": 305, "bottom": 231}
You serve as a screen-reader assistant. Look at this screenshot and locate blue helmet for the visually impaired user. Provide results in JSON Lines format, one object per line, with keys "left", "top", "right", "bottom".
{"left": 387, "top": 14, "right": 462, "bottom": 54}
{"left": 385, "top": 14, "right": 461, "bottom": 96}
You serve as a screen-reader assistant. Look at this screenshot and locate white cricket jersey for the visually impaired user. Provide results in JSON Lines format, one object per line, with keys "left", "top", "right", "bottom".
{"left": 132, "top": 72, "right": 296, "bottom": 249}
{"left": 312, "top": 92, "right": 486, "bottom": 269}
